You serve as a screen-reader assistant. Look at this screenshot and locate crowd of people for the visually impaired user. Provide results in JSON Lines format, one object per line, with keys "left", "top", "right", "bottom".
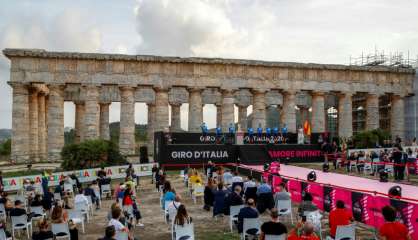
{"left": 0, "top": 162, "right": 413, "bottom": 240}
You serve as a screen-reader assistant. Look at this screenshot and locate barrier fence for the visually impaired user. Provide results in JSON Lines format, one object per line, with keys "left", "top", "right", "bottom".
{"left": 2, "top": 163, "right": 154, "bottom": 192}
{"left": 235, "top": 164, "right": 418, "bottom": 239}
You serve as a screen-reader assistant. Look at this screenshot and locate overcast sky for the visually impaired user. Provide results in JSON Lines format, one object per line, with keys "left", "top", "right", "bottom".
{"left": 1, "top": 0, "right": 417, "bottom": 129}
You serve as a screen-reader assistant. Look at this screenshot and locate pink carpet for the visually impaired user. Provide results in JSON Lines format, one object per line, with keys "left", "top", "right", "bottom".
{"left": 242, "top": 164, "right": 418, "bottom": 201}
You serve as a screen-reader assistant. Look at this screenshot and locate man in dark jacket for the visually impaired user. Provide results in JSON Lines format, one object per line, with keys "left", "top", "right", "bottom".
{"left": 224, "top": 185, "right": 244, "bottom": 215}
{"left": 10, "top": 200, "right": 29, "bottom": 220}
{"left": 237, "top": 198, "right": 259, "bottom": 234}
{"left": 84, "top": 184, "right": 99, "bottom": 209}
{"left": 391, "top": 145, "right": 405, "bottom": 181}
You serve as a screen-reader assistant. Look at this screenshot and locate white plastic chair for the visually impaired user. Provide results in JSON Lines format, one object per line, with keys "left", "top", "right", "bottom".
{"left": 68, "top": 209, "right": 85, "bottom": 233}
{"left": 64, "top": 183, "right": 74, "bottom": 196}
{"left": 192, "top": 186, "right": 204, "bottom": 204}
{"left": 118, "top": 198, "right": 123, "bottom": 209}
{"left": 179, "top": 170, "right": 185, "bottom": 178}
{"left": 30, "top": 206, "right": 46, "bottom": 222}
{"left": 54, "top": 193, "right": 62, "bottom": 201}
{"left": 349, "top": 161, "right": 357, "bottom": 172}
{"left": 11, "top": 215, "right": 32, "bottom": 239}
{"left": 167, "top": 204, "right": 178, "bottom": 224}
{"left": 0, "top": 203, "right": 6, "bottom": 221}
{"left": 363, "top": 162, "right": 372, "bottom": 175}
{"left": 85, "top": 195, "right": 94, "bottom": 216}
{"left": 385, "top": 164, "right": 394, "bottom": 176}
{"left": 115, "top": 231, "right": 129, "bottom": 240}
{"left": 173, "top": 223, "right": 194, "bottom": 240}
{"left": 334, "top": 224, "right": 355, "bottom": 240}
{"left": 229, "top": 205, "right": 244, "bottom": 232}
{"left": 0, "top": 228, "right": 9, "bottom": 240}
{"left": 164, "top": 201, "right": 173, "bottom": 223}
{"left": 241, "top": 218, "right": 260, "bottom": 240}
{"left": 276, "top": 199, "right": 293, "bottom": 224}
{"left": 265, "top": 234, "right": 286, "bottom": 240}
{"left": 305, "top": 210, "right": 323, "bottom": 239}
{"left": 101, "top": 184, "right": 111, "bottom": 198}
{"left": 51, "top": 223, "right": 70, "bottom": 240}
{"left": 75, "top": 202, "right": 90, "bottom": 223}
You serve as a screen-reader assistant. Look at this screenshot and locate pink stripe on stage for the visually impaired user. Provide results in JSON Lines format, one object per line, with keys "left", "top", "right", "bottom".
{"left": 242, "top": 164, "right": 418, "bottom": 201}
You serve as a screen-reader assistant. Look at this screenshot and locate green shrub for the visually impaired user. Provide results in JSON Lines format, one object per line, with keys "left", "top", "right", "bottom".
{"left": 352, "top": 129, "right": 391, "bottom": 148}
{"left": 61, "top": 139, "right": 126, "bottom": 170}
{"left": 0, "top": 139, "right": 11, "bottom": 156}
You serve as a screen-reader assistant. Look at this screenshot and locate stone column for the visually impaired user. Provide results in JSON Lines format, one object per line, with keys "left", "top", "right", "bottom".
{"left": 221, "top": 89, "right": 235, "bottom": 131}
{"left": 188, "top": 88, "right": 203, "bottom": 132}
{"left": 251, "top": 89, "right": 266, "bottom": 129}
{"left": 311, "top": 91, "right": 326, "bottom": 133}
{"left": 10, "top": 83, "right": 30, "bottom": 163}
{"left": 29, "top": 88, "right": 39, "bottom": 161}
{"left": 100, "top": 102, "right": 110, "bottom": 140}
{"left": 216, "top": 104, "right": 222, "bottom": 128}
{"left": 338, "top": 92, "right": 353, "bottom": 138}
{"left": 391, "top": 95, "right": 405, "bottom": 140}
{"left": 238, "top": 105, "right": 248, "bottom": 130}
{"left": 281, "top": 90, "right": 296, "bottom": 133}
{"left": 47, "top": 85, "right": 65, "bottom": 162}
{"left": 83, "top": 86, "right": 100, "bottom": 140}
{"left": 366, "top": 94, "right": 380, "bottom": 130}
{"left": 119, "top": 86, "right": 136, "bottom": 155}
{"left": 171, "top": 103, "right": 182, "bottom": 131}
{"left": 154, "top": 88, "right": 169, "bottom": 132}
{"left": 37, "top": 92, "right": 47, "bottom": 161}
{"left": 147, "top": 103, "right": 156, "bottom": 153}
{"left": 74, "top": 102, "right": 85, "bottom": 143}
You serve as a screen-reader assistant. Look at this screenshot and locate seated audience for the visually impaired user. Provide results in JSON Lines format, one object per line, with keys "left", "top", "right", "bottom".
{"left": 10, "top": 200, "right": 28, "bottom": 218}
{"left": 329, "top": 200, "right": 353, "bottom": 238}
{"left": 256, "top": 181, "right": 274, "bottom": 214}
{"left": 223, "top": 170, "right": 233, "bottom": 185}
{"left": 231, "top": 171, "right": 243, "bottom": 184}
{"left": 51, "top": 202, "right": 78, "bottom": 240}
{"left": 224, "top": 185, "right": 244, "bottom": 215}
{"left": 274, "top": 183, "right": 291, "bottom": 203}
{"left": 167, "top": 195, "right": 182, "bottom": 222}
{"left": 173, "top": 205, "right": 193, "bottom": 240}
{"left": 243, "top": 175, "right": 256, "bottom": 193}
{"left": 108, "top": 207, "right": 128, "bottom": 233}
{"left": 31, "top": 194, "right": 43, "bottom": 207}
{"left": 84, "top": 183, "right": 100, "bottom": 210}
{"left": 162, "top": 181, "right": 176, "bottom": 209}
{"left": 237, "top": 198, "right": 259, "bottom": 234}
{"left": 260, "top": 208, "right": 287, "bottom": 240}
{"left": 379, "top": 205, "right": 411, "bottom": 240}
{"left": 189, "top": 170, "right": 202, "bottom": 185}
{"left": 297, "top": 193, "right": 318, "bottom": 217}
{"left": 32, "top": 219, "right": 54, "bottom": 240}
{"left": 203, "top": 178, "right": 215, "bottom": 211}
{"left": 74, "top": 188, "right": 89, "bottom": 206}
{"left": 288, "top": 222, "right": 320, "bottom": 240}
{"left": 99, "top": 225, "right": 116, "bottom": 240}
{"left": 213, "top": 182, "right": 228, "bottom": 217}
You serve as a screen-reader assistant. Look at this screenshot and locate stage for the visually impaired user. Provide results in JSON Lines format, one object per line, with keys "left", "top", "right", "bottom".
{"left": 242, "top": 164, "right": 418, "bottom": 201}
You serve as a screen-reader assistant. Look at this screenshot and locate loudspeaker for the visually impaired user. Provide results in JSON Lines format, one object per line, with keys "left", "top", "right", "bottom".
{"left": 139, "top": 146, "right": 149, "bottom": 163}
{"left": 307, "top": 171, "right": 317, "bottom": 182}
{"left": 388, "top": 185, "right": 402, "bottom": 198}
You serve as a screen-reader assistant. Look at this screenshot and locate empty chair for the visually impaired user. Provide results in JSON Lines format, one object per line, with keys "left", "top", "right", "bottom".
{"left": 68, "top": 209, "right": 85, "bottom": 233}
{"left": 241, "top": 218, "right": 260, "bottom": 240}
{"left": 101, "top": 184, "right": 111, "bottom": 198}
{"left": 192, "top": 186, "right": 204, "bottom": 204}
{"left": 11, "top": 215, "right": 32, "bottom": 239}
{"left": 51, "top": 223, "right": 70, "bottom": 240}
{"left": 173, "top": 223, "right": 194, "bottom": 240}
{"left": 265, "top": 234, "right": 286, "bottom": 240}
{"left": 75, "top": 202, "right": 90, "bottom": 222}
{"left": 229, "top": 205, "right": 244, "bottom": 232}
{"left": 276, "top": 199, "right": 293, "bottom": 224}
{"left": 334, "top": 224, "right": 355, "bottom": 240}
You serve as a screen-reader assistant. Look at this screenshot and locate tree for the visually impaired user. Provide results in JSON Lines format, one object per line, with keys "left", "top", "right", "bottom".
{"left": 61, "top": 139, "right": 126, "bottom": 170}
{"left": 352, "top": 129, "right": 391, "bottom": 148}
{"left": 0, "top": 139, "right": 11, "bottom": 156}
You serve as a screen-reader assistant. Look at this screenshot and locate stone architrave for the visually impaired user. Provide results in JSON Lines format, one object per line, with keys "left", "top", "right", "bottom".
{"left": 221, "top": 89, "right": 235, "bottom": 131}
{"left": 47, "top": 85, "right": 65, "bottom": 162}
{"left": 281, "top": 91, "right": 297, "bottom": 133}
{"left": 37, "top": 92, "right": 47, "bottom": 161}
{"left": 100, "top": 102, "right": 111, "bottom": 140}
{"left": 74, "top": 102, "right": 85, "bottom": 143}
{"left": 29, "top": 87, "right": 39, "bottom": 161}
{"left": 238, "top": 105, "right": 248, "bottom": 130}
{"left": 338, "top": 92, "right": 353, "bottom": 138}
{"left": 171, "top": 103, "right": 182, "bottom": 132}
{"left": 10, "top": 83, "right": 30, "bottom": 163}
{"left": 154, "top": 88, "right": 169, "bottom": 132}
{"left": 366, "top": 94, "right": 380, "bottom": 130}
{"left": 252, "top": 89, "right": 266, "bottom": 129}
{"left": 83, "top": 86, "right": 100, "bottom": 140}
{"left": 119, "top": 86, "right": 136, "bottom": 155}
{"left": 391, "top": 95, "right": 405, "bottom": 140}
{"left": 311, "top": 91, "right": 326, "bottom": 133}
{"left": 188, "top": 88, "right": 203, "bottom": 132}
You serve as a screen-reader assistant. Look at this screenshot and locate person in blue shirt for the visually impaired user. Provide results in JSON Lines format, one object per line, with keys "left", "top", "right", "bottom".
{"left": 257, "top": 124, "right": 263, "bottom": 137}
{"left": 266, "top": 127, "right": 271, "bottom": 137}
{"left": 228, "top": 123, "right": 235, "bottom": 134}
{"left": 273, "top": 127, "right": 279, "bottom": 136}
{"left": 248, "top": 127, "right": 254, "bottom": 143}
{"left": 162, "top": 181, "right": 175, "bottom": 210}
{"left": 216, "top": 126, "right": 222, "bottom": 136}
{"left": 201, "top": 122, "right": 208, "bottom": 136}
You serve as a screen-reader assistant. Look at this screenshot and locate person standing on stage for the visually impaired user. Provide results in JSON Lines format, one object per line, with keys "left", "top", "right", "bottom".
{"left": 201, "top": 122, "right": 208, "bottom": 138}
{"left": 297, "top": 125, "right": 304, "bottom": 144}
{"left": 248, "top": 127, "right": 254, "bottom": 144}
{"left": 282, "top": 124, "right": 288, "bottom": 143}
{"left": 257, "top": 124, "right": 263, "bottom": 143}
{"left": 215, "top": 125, "right": 222, "bottom": 144}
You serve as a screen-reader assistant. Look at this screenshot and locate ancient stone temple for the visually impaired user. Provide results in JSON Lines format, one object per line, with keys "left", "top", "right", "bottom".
{"left": 3, "top": 49, "right": 415, "bottom": 163}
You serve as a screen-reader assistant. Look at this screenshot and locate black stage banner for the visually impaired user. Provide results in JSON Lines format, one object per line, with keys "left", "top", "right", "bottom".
{"left": 243, "top": 133, "right": 297, "bottom": 144}
{"left": 160, "top": 144, "right": 237, "bottom": 165}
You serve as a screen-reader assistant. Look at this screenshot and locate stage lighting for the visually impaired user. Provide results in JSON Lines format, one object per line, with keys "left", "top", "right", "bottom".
{"left": 388, "top": 185, "right": 402, "bottom": 198}
{"left": 307, "top": 171, "right": 317, "bottom": 182}
{"left": 322, "top": 163, "right": 329, "bottom": 172}
{"left": 379, "top": 169, "right": 389, "bottom": 182}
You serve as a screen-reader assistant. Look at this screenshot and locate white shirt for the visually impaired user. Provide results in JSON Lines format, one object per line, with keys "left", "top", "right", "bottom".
{"left": 232, "top": 176, "right": 243, "bottom": 183}
{"left": 108, "top": 218, "right": 125, "bottom": 231}
{"left": 243, "top": 180, "right": 256, "bottom": 192}
{"left": 223, "top": 172, "right": 233, "bottom": 185}
{"left": 167, "top": 201, "right": 181, "bottom": 220}
{"left": 74, "top": 194, "right": 89, "bottom": 205}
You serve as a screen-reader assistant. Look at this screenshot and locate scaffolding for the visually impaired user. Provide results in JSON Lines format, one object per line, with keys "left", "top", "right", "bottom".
{"left": 349, "top": 50, "right": 418, "bottom": 68}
